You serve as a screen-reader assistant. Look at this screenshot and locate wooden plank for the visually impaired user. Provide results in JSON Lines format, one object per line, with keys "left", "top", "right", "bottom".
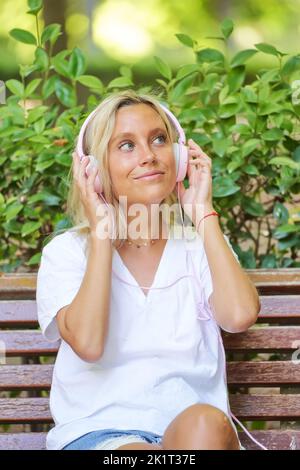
{"left": 0, "top": 301, "right": 37, "bottom": 327}
{"left": 0, "top": 430, "right": 299, "bottom": 450}
{"left": 1, "top": 362, "right": 300, "bottom": 390}
{"left": 257, "top": 296, "right": 300, "bottom": 324}
{"left": 227, "top": 361, "right": 300, "bottom": 386}
{"left": 238, "top": 430, "right": 300, "bottom": 451}
{"left": 0, "top": 398, "right": 52, "bottom": 423}
{"left": 223, "top": 326, "right": 300, "bottom": 352}
{"left": 1, "top": 296, "right": 300, "bottom": 327}
{"left": 230, "top": 395, "right": 300, "bottom": 420}
{"left": 1, "top": 326, "right": 300, "bottom": 356}
{"left": 0, "top": 273, "right": 37, "bottom": 300}
{"left": 0, "top": 365, "right": 53, "bottom": 390}
{"left": 0, "top": 269, "right": 299, "bottom": 299}
{"left": 0, "top": 331, "right": 60, "bottom": 356}
{"left": 0, "top": 430, "right": 298, "bottom": 450}
{"left": 0, "top": 432, "right": 47, "bottom": 450}
{"left": 1, "top": 395, "right": 300, "bottom": 424}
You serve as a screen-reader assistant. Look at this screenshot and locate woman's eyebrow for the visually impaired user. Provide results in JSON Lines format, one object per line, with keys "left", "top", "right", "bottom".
{"left": 110, "top": 127, "right": 166, "bottom": 145}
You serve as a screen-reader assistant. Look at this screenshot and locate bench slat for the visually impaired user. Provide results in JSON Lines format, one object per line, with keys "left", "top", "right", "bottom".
{"left": 1, "top": 270, "right": 299, "bottom": 300}
{"left": 1, "top": 395, "right": 300, "bottom": 424}
{"left": 1, "top": 362, "right": 300, "bottom": 390}
{"left": 1, "top": 327, "right": 300, "bottom": 356}
{"left": 0, "top": 331, "right": 60, "bottom": 356}
{"left": 1, "top": 296, "right": 300, "bottom": 327}
{"left": 223, "top": 326, "right": 300, "bottom": 352}
{"left": 0, "top": 430, "right": 299, "bottom": 450}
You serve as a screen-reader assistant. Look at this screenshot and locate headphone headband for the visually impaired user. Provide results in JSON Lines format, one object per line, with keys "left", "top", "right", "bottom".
{"left": 76, "top": 101, "right": 185, "bottom": 158}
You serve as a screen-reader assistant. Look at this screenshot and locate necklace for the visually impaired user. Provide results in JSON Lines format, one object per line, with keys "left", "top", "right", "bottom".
{"left": 125, "top": 238, "right": 158, "bottom": 248}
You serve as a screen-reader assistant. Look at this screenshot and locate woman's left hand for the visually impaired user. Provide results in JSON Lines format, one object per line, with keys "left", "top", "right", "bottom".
{"left": 178, "top": 138, "right": 214, "bottom": 222}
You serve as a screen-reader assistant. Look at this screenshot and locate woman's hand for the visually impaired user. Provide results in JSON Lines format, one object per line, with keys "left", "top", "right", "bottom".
{"left": 178, "top": 138, "right": 214, "bottom": 223}
{"left": 72, "top": 151, "right": 113, "bottom": 237}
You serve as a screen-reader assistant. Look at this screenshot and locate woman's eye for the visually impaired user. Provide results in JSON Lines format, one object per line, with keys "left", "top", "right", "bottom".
{"left": 119, "top": 141, "right": 134, "bottom": 151}
{"left": 153, "top": 134, "right": 167, "bottom": 144}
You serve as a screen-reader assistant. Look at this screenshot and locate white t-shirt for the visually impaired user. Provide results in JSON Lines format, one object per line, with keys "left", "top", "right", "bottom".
{"left": 36, "top": 228, "right": 241, "bottom": 450}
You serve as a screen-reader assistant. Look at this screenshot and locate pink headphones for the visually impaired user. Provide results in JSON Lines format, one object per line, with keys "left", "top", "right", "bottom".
{"left": 75, "top": 102, "right": 189, "bottom": 196}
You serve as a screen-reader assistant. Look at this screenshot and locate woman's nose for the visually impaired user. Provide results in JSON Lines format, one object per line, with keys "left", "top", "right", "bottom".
{"left": 138, "top": 145, "right": 157, "bottom": 165}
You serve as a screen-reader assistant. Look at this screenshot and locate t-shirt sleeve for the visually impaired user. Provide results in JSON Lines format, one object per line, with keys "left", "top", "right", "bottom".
{"left": 36, "top": 231, "right": 86, "bottom": 342}
{"left": 200, "top": 233, "right": 240, "bottom": 305}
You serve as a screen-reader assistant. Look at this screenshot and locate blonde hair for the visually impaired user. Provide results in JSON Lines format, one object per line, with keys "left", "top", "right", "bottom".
{"left": 46, "top": 89, "right": 181, "bottom": 253}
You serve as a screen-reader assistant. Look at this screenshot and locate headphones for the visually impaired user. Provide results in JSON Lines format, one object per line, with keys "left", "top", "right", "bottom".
{"left": 75, "top": 102, "right": 189, "bottom": 196}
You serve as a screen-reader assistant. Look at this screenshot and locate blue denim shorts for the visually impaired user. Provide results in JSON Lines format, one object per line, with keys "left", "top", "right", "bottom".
{"left": 63, "top": 429, "right": 163, "bottom": 450}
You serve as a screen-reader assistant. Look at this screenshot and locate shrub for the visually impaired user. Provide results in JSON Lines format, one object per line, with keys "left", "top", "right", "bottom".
{"left": 0, "top": 2, "right": 299, "bottom": 271}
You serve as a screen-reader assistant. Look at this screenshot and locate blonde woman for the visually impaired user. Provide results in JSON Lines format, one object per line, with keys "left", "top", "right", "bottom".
{"left": 36, "top": 90, "right": 261, "bottom": 451}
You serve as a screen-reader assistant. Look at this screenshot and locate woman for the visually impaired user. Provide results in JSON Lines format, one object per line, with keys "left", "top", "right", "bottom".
{"left": 36, "top": 89, "right": 261, "bottom": 450}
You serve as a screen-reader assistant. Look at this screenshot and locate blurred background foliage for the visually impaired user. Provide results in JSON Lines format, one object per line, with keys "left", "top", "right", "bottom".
{"left": 2, "top": 0, "right": 300, "bottom": 82}
{"left": 0, "top": 0, "right": 299, "bottom": 272}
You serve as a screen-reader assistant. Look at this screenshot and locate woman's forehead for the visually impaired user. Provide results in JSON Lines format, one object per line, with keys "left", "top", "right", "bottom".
{"left": 112, "top": 104, "right": 166, "bottom": 134}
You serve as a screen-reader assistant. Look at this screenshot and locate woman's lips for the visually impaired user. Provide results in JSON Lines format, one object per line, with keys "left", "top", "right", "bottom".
{"left": 134, "top": 172, "right": 164, "bottom": 181}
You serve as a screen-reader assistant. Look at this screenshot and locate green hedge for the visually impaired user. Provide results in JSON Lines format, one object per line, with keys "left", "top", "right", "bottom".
{"left": 1, "top": 1, "right": 300, "bottom": 271}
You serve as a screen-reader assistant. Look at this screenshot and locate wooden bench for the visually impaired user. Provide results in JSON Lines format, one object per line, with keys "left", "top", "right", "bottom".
{"left": 0, "top": 269, "right": 300, "bottom": 450}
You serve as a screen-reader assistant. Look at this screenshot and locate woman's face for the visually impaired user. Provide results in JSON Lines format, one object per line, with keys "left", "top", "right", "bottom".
{"left": 108, "top": 103, "right": 176, "bottom": 206}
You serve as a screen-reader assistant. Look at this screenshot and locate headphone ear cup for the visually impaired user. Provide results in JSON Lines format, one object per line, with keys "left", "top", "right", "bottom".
{"left": 173, "top": 143, "right": 188, "bottom": 182}
{"left": 85, "top": 155, "right": 104, "bottom": 195}
{"left": 172, "top": 143, "right": 180, "bottom": 177}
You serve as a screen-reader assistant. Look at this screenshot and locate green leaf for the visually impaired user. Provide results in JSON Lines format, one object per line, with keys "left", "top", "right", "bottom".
{"left": 27, "top": 0, "right": 43, "bottom": 15}
{"left": 77, "top": 75, "right": 103, "bottom": 91}
{"left": 255, "top": 43, "right": 281, "bottom": 57}
{"left": 261, "top": 255, "right": 277, "bottom": 268}
{"left": 273, "top": 224, "right": 299, "bottom": 239}
{"left": 221, "top": 18, "right": 234, "bottom": 39}
{"left": 9, "top": 28, "right": 36, "bottom": 45}
{"left": 213, "top": 176, "right": 240, "bottom": 197}
{"left": 27, "top": 191, "right": 61, "bottom": 206}
{"left": 269, "top": 156, "right": 300, "bottom": 170}
{"left": 21, "top": 221, "right": 42, "bottom": 237}
{"left": 227, "top": 65, "right": 245, "bottom": 93}
{"left": 25, "top": 78, "right": 41, "bottom": 97}
{"left": 243, "top": 198, "right": 265, "bottom": 217}
{"left": 230, "top": 49, "right": 257, "bottom": 68}
{"left": 34, "top": 47, "right": 49, "bottom": 71}
{"left": 196, "top": 48, "right": 225, "bottom": 64}
{"left": 42, "top": 75, "right": 59, "bottom": 99}
{"left": 244, "top": 164, "right": 259, "bottom": 175}
{"left": 6, "top": 79, "right": 24, "bottom": 97}
{"left": 176, "top": 64, "right": 199, "bottom": 80}
{"left": 107, "top": 76, "right": 134, "bottom": 89}
{"left": 153, "top": 56, "right": 172, "bottom": 80}
{"left": 55, "top": 79, "right": 76, "bottom": 107}
{"left": 218, "top": 102, "right": 241, "bottom": 118}
{"left": 119, "top": 65, "right": 132, "bottom": 79}
{"left": 282, "top": 55, "right": 300, "bottom": 78}
{"left": 69, "top": 47, "right": 86, "bottom": 79}
{"left": 262, "top": 128, "right": 284, "bottom": 141}
{"left": 5, "top": 203, "right": 23, "bottom": 222}
{"left": 273, "top": 202, "right": 289, "bottom": 224}
{"left": 169, "top": 73, "right": 197, "bottom": 103}
{"left": 51, "top": 51, "right": 71, "bottom": 79}
{"left": 175, "top": 33, "right": 194, "bottom": 48}
{"left": 41, "top": 23, "right": 61, "bottom": 45}
{"left": 241, "top": 139, "right": 260, "bottom": 158}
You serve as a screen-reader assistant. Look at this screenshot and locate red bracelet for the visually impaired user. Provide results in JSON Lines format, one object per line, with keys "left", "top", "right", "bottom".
{"left": 196, "top": 211, "right": 219, "bottom": 232}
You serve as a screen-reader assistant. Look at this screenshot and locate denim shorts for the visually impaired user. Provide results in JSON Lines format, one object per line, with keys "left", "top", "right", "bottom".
{"left": 62, "top": 429, "right": 163, "bottom": 450}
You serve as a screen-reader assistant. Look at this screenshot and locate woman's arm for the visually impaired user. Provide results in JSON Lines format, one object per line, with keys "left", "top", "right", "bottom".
{"left": 57, "top": 234, "right": 112, "bottom": 362}
{"left": 198, "top": 203, "right": 261, "bottom": 333}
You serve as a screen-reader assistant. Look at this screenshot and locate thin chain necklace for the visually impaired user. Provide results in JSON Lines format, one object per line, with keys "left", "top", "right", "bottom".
{"left": 125, "top": 238, "right": 158, "bottom": 248}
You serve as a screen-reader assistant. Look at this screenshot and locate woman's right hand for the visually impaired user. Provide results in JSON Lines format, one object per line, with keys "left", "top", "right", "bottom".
{"left": 72, "top": 151, "right": 114, "bottom": 238}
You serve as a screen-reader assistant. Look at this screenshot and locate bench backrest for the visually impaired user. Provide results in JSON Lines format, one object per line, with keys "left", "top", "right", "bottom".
{"left": 0, "top": 269, "right": 300, "bottom": 450}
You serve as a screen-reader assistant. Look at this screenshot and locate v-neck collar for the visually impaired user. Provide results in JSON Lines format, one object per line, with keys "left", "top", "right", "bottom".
{"left": 113, "top": 237, "right": 172, "bottom": 301}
